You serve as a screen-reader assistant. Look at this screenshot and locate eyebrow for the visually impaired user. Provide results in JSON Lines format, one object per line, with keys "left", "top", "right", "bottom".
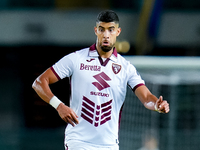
{"left": 98, "top": 26, "right": 115, "bottom": 29}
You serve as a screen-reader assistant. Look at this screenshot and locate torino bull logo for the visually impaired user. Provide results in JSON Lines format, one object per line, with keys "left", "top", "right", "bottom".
{"left": 112, "top": 63, "right": 121, "bottom": 74}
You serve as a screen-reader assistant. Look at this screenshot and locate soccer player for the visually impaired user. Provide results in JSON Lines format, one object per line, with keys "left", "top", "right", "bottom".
{"left": 32, "top": 10, "right": 169, "bottom": 150}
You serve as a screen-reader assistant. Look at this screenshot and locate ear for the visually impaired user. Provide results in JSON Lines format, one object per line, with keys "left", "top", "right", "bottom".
{"left": 94, "top": 26, "right": 98, "bottom": 35}
{"left": 117, "top": 27, "right": 121, "bottom": 36}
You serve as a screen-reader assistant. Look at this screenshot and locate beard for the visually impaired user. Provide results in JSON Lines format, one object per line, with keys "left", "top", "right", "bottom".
{"left": 101, "top": 46, "right": 112, "bottom": 52}
{"left": 100, "top": 43, "right": 114, "bottom": 52}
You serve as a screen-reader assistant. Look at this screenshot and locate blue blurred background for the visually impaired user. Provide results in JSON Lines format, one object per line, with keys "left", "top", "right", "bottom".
{"left": 0, "top": 0, "right": 200, "bottom": 150}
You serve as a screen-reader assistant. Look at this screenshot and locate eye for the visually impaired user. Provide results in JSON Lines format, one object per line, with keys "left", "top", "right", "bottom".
{"left": 99, "top": 28, "right": 104, "bottom": 32}
{"left": 109, "top": 28, "right": 114, "bottom": 32}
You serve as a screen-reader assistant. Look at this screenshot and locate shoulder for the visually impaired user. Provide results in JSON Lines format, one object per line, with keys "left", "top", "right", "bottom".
{"left": 116, "top": 54, "right": 140, "bottom": 77}
{"left": 53, "top": 47, "right": 90, "bottom": 68}
{"left": 74, "top": 47, "right": 90, "bottom": 56}
{"left": 62, "top": 47, "right": 90, "bottom": 61}
{"left": 52, "top": 47, "right": 90, "bottom": 79}
{"left": 117, "top": 53, "right": 133, "bottom": 68}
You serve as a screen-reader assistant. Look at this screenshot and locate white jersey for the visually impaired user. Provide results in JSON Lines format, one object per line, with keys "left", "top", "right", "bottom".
{"left": 51, "top": 44, "right": 145, "bottom": 147}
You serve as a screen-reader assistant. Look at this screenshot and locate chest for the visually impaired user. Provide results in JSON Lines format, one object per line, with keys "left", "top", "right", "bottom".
{"left": 73, "top": 58, "right": 127, "bottom": 91}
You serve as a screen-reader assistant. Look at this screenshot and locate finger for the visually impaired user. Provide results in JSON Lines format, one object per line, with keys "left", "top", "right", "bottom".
{"left": 164, "top": 103, "right": 170, "bottom": 113}
{"left": 62, "top": 117, "right": 71, "bottom": 125}
{"left": 159, "top": 100, "right": 168, "bottom": 107}
{"left": 165, "top": 108, "right": 170, "bottom": 113}
{"left": 161, "top": 107, "right": 169, "bottom": 113}
{"left": 75, "top": 113, "right": 79, "bottom": 119}
{"left": 159, "top": 102, "right": 169, "bottom": 113}
{"left": 158, "top": 96, "right": 163, "bottom": 102}
{"left": 66, "top": 117, "right": 76, "bottom": 127}
{"left": 71, "top": 112, "right": 79, "bottom": 125}
{"left": 156, "top": 96, "right": 163, "bottom": 106}
{"left": 155, "top": 96, "right": 163, "bottom": 111}
{"left": 158, "top": 100, "right": 168, "bottom": 109}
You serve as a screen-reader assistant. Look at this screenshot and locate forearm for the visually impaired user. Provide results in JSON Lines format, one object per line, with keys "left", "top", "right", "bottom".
{"left": 135, "top": 85, "right": 157, "bottom": 111}
{"left": 135, "top": 85, "right": 169, "bottom": 113}
{"left": 32, "top": 68, "right": 79, "bottom": 126}
{"left": 32, "top": 76, "right": 54, "bottom": 104}
{"left": 143, "top": 94, "right": 158, "bottom": 111}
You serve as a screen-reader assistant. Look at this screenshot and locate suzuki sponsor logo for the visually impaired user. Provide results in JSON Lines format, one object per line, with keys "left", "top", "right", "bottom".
{"left": 81, "top": 96, "right": 112, "bottom": 127}
{"left": 92, "top": 72, "right": 111, "bottom": 91}
{"left": 90, "top": 91, "right": 109, "bottom": 97}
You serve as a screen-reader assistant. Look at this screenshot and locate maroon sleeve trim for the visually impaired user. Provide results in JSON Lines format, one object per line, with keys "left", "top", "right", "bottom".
{"left": 50, "top": 66, "right": 61, "bottom": 80}
{"left": 132, "top": 83, "right": 145, "bottom": 92}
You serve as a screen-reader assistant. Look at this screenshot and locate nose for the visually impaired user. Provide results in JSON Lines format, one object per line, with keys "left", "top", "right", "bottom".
{"left": 103, "top": 30, "right": 109, "bottom": 39}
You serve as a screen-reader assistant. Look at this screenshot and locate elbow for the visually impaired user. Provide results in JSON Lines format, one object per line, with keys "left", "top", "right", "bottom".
{"left": 32, "top": 77, "right": 40, "bottom": 91}
{"left": 32, "top": 79, "right": 37, "bottom": 90}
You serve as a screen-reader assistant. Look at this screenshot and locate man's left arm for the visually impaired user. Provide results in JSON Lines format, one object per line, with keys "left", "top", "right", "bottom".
{"left": 134, "top": 85, "right": 170, "bottom": 113}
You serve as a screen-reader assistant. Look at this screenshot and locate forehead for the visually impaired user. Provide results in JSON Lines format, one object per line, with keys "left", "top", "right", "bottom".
{"left": 96, "top": 22, "right": 119, "bottom": 28}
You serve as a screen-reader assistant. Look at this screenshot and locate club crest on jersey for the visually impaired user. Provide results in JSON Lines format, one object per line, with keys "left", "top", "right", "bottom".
{"left": 112, "top": 63, "right": 121, "bottom": 74}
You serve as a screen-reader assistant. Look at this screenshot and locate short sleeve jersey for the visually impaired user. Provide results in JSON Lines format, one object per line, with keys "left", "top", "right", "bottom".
{"left": 51, "top": 44, "right": 145, "bottom": 146}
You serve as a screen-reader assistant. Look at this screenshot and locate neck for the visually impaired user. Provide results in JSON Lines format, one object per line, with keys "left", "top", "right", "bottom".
{"left": 96, "top": 43, "right": 113, "bottom": 58}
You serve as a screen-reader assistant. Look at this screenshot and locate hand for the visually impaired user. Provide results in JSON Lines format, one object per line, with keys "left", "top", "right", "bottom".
{"left": 155, "top": 96, "right": 170, "bottom": 113}
{"left": 56, "top": 103, "right": 79, "bottom": 127}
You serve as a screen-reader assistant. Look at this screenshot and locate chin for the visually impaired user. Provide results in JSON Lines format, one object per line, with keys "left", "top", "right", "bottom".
{"left": 101, "top": 46, "right": 113, "bottom": 52}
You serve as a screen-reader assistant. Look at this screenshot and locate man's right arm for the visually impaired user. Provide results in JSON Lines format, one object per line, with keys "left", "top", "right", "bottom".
{"left": 32, "top": 68, "right": 58, "bottom": 103}
{"left": 32, "top": 68, "right": 79, "bottom": 126}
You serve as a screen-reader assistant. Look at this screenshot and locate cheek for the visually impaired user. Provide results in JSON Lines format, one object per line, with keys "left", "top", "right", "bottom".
{"left": 99, "top": 33, "right": 106, "bottom": 40}
{"left": 110, "top": 35, "right": 117, "bottom": 43}
{"left": 96, "top": 35, "right": 103, "bottom": 44}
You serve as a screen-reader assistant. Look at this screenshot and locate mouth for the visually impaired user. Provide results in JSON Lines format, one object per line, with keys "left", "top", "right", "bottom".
{"left": 100, "top": 41, "right": 113, "bottom": 52}
{"left": 102, "top": 41, "right": 110, "bottom": 46}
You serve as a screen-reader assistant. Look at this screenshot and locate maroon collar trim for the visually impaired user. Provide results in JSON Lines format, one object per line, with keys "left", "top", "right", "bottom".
{"left": 98, "top": 56, "right": 110, "bottom": 66}
{"left": 89, "top": 44, "right": 96, "bottom": 51}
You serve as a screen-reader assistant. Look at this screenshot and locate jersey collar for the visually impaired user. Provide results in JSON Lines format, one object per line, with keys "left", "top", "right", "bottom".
{"left": 89, "top": 43, "right": 118, "bottom": 62}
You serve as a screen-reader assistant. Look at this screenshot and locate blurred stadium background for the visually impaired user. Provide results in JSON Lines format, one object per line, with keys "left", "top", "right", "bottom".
{"left": 0, "top": 0, "right": 200, "bottom": 150}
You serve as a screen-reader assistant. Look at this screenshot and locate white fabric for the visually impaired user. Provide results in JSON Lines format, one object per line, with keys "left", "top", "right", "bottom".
{"left": 65, "top": 140, "right": 119, "bottom": 150}
{"left": 52, "top": 46, "right": 145, "bottom": 147}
